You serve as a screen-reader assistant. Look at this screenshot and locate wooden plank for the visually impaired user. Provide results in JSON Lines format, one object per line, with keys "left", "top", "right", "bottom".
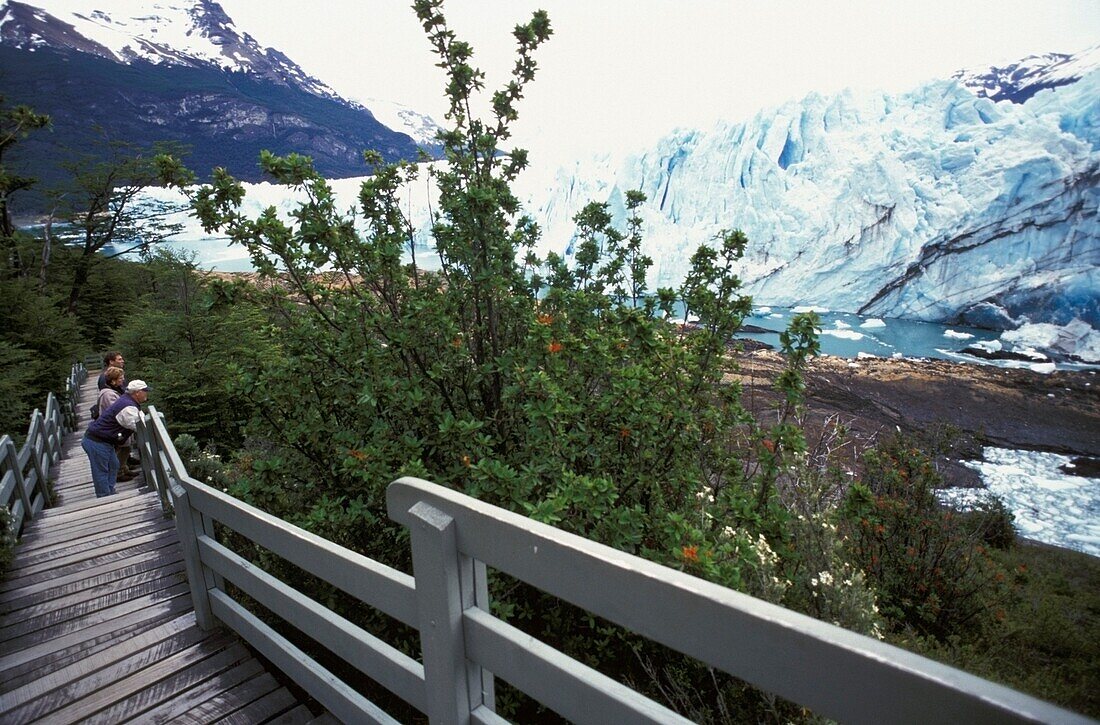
{"left": 33, "top": 639, "right": 248, "bottom": 725}
{"left": 250, "top": 703, "right": 316, "bottom": 725}
{"left": 184, "top": 480, "right": 417, "bottom": 627}
{"left": 7, "top": 518, "right": 175, "bottom": 571}
{"left": 0, "top": 583, "right": 191, "bottom": 655}
{"left": 0, "top": 546, "right": 182, "bottom": 605}
{"left": 17, "top": 510, "right": 172, "bottom": 555}
{"left": 0, "top": 607, "right": 193, "bottom": 694}
{"left": 0, "top": 560, "right": 186, "bottom": 626}
{"left": 82, "top": 643, "right": 252, "bottom": 725}
{"left": 21, "top": 496, "right": 151, "bottom": 534}
{"left": 15, "top": 508, "right": 165, "bottom": 552}
{"left": 0, "top": 536, "right": 180, "bottom": 593}
{"left": 0, "top": 571, "right": 187, "bottom": 641}
{"left": 126, "top": 658, "right": 265, "bottom": 724}
{"left": 21, "top": 492, "right": 151, "bottom": 531}
{"left": 165, "top": 672, "right": 284, "bottom": 724}
{"left": 32, "top": 488, "right": 148, "bottom": 519}
{"left": 0, "top": 612, "right": 196, "bottom": 703}
{"left": 0, "top": 617, "right": 216, "bottom": 722}
{"left": 0, "top": 598, "right": 192, "bottom": 692}
{"left": 0, "top": 590, "right": 191, "bottom": 674}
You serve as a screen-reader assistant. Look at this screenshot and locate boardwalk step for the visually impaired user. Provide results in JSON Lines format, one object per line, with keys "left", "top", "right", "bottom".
{"left": 0, "top": 377, "right": 314, "bottom": 722}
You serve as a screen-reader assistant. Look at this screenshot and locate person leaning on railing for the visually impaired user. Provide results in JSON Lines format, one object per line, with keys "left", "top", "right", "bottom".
{"left": 82, "top": 380, "right": 151, "bottom": 497}
{"left": 95, "top": 366, "right": 136, "bottom": 482}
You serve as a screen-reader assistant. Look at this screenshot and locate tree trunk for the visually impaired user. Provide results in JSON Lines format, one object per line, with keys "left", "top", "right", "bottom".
{"left": 38, "top": 213, "right": 53, "bottom": 288}
{"left": 66, "top": 251, "right": 92, "bottom": 314}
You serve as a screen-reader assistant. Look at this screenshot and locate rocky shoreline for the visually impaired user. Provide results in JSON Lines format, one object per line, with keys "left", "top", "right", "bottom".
{"left": 734, "top": 350, "right": 1100, "bottom": 489}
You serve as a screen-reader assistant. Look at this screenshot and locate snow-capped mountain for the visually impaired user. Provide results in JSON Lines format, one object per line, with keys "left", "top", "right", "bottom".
{"left": 954, "top": 45, "right": 1100, "bottom": 103}
{"left": 0, "top": 0, "right": 336, "bottom": 97}
{"left": 525, "top": 46, "right": 1099, "bottom": 330}
{"left": 0, "top": 0, "right": 439, "bottom": 207}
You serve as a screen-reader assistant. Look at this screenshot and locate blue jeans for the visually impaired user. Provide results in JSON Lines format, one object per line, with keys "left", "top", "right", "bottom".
{"left": 82, "top": 436, "right": 118, "bottom": 497}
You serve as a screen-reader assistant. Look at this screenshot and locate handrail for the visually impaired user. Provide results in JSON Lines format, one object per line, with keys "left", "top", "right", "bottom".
{"left": 0, "top": 361, "right": 86, "bottom": 539}
{"left": 136, "top": 405, "right": 1089, "bottom": 725}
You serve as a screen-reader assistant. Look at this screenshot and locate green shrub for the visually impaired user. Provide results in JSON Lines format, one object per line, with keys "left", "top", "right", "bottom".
{"left": 0, "top": 505, "right": 15, "bottom": 572}
{"left": 842, "top": 435, "right": 1010, "bottom": 639}
{"left": 960, "top": 494, "right": 1016, "bottom": 550}
{"left": 173, "top": 432, "right": 231, "bottom": 489}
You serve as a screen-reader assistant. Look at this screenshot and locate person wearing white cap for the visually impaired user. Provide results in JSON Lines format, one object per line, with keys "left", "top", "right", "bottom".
{"left": 82, "top": 380, "right": 151, "bottom": 497}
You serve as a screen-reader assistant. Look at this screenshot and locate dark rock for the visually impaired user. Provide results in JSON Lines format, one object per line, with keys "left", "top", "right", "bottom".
{"left": 739, "top": 324, "right": 779, "bottom": 334}
{"left": 1061, "top": 456, "right": 1100, "bottom": 478}
{"left": 732, "top": 338, "right": 775, "bottom": 352}
{"left": 959, "top": 346, "right": 1049, "bottom": 362}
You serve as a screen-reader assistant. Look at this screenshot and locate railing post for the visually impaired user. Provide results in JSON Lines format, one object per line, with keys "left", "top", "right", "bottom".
{"left": 462, "top": 558, "right": 495, "bottom": 712}
{"left": 135, "top": 417, "right": 170, "bottom": 515}
{"left": 171, "top": 480, "right": 216, "bottom": 631}
{"left": 5, "top": 437, "right": 32, "bottom": 530}
{"left": 407, "top": 500, "right": 493, "bottom": 724}
{"left": 22, "top": 413, "right": 50, "bottom": 511}
{"left": 43, "top": 393, "right": 61, "bottom": 464}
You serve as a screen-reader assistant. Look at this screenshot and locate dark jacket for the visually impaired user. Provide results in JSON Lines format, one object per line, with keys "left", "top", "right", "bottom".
{"left": 86, "top": 394, "right": 139, "bottom": 445}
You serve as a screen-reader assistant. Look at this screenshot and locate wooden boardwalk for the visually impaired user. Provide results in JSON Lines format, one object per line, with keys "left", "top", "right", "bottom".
{"left": 0, "top": 378, "right": 323, "bottom": 724}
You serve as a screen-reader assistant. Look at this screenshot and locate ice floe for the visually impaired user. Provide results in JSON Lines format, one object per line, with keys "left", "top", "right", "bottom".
{"left": 938, "top": 447, "right": 1100, "bottom": 558}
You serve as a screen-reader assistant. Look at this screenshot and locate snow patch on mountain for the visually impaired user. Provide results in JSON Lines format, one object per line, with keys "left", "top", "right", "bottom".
{"left": 353, "top": 97, "right": 442, "bottom": 149}
{"left": 3, "top": 0, "right": 341, "bottom": 100}
{"left": 954, "top": 44, "right": 1100, "bottom": 103}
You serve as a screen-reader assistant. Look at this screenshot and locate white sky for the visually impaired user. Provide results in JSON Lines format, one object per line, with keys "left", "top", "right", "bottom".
{"left": 220, "top": 1, "right": 1100, "bottom": 162}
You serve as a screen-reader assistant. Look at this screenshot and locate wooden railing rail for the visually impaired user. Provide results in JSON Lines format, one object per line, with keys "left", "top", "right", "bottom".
{"left": 135, "top": 404, "right": 1088, "bottom": 725}
{"left": 0, "top": 361, "right": 86, "bottom": 538}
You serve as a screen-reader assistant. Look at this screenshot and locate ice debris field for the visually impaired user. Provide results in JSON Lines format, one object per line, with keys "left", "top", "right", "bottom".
{"left": 940, "top": 448, "right": 1100, "bottom": 558}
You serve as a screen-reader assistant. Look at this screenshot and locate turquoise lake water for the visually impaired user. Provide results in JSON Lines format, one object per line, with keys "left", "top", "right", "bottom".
{"left": 737, "top": 307, "right": 1002, "bottom": 362}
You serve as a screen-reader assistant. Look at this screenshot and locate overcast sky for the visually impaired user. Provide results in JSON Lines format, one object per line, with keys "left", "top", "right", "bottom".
{"left": 220, "top": 1, "right": 1100, "bottom": 161}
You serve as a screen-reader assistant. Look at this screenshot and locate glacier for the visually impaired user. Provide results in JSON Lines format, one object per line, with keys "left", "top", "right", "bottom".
{"left": 523, "top": 65, "right": 1100, "bottom": 331}
{"left": 131, "top": 48, "right": 1099, "bottom": 360}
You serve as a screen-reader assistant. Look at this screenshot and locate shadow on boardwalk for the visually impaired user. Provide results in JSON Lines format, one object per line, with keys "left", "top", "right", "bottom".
{"left": 0, "top": 378, "right": 326, "bottom": 724}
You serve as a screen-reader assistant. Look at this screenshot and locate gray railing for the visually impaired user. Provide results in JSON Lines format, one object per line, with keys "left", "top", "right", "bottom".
{"left": 0, "top": 361, "right": 86, "bottom": 538}
{"left": 133, "top": 404, "right": 1087, "bottom": 725}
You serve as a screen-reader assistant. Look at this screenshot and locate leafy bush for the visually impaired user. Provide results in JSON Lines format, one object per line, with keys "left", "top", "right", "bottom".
{"left": 0, "top": 505, "right": 15, "bottom": 572}
{"left": 111, "top": 249, "right": 278, "bottom": 453}
{"left": 960, "top": 494, "right": 1016, "bottom": 550}
{"left": 842, "top": 435, "right": 1010, "bottom": 639}
{"left": 173, "top": 433, "right": 231, "bottom": 489}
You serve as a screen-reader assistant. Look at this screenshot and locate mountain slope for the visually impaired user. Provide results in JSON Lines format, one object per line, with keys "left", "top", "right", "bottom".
{"left": 0, "top": 0, "right": 437, "bottom": 211}
{"left": 523, "top": 47, "right": 1099, "bottom": 330}
{"left": 953, "top": 45, "right": 1100, "bottom": 103}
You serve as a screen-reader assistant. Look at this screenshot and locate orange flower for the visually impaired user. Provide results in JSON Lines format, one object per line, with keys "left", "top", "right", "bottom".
{"left": 347, "top": 449, "right": 368, "bottom": 462}
{"left": 681, "top": 545, "right": 699, "bottom": 563}
{"left": 451, "top": 336, "right": 463, "bottom": 348}
{"left": 537, "top": 313, "right": 554, "bottom": 325}
{"left": 619, "top": 427, "right": 631, "bottom": 439}
{"left": 761, "top": 439, "right": 775, "bottom": 453}
{"left": 547, "top": 340, "right": 563, "bottom": 354}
